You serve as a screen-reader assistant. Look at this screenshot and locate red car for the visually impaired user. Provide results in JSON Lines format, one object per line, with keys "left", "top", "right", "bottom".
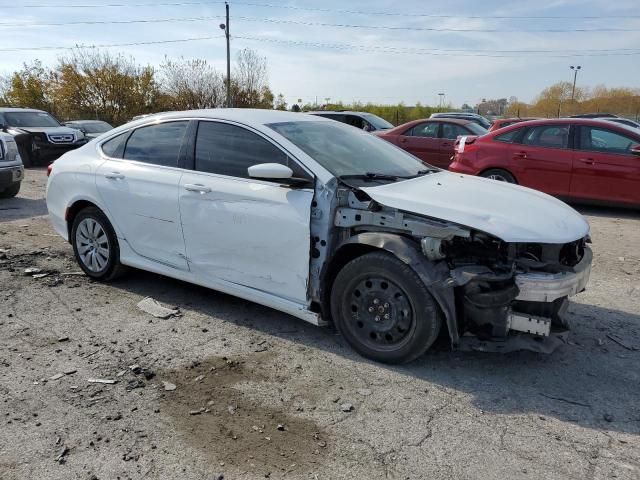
{"left": 449, "top": 118, "right": 640, "bottom": 207}
{"left": 374, "top": 118, "right": 488, "bottom": 169}
{"left": 489, "top": 117, "right": 539, "bottom": 132}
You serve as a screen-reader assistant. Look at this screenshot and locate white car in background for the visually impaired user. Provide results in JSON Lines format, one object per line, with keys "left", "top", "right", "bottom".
{"left": 46, "top": 109, "right": 592, "bottom": 363}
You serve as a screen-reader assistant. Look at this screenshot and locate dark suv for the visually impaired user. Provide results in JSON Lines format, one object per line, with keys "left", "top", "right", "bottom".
{"left": 0, "top": 108, "right": 87, "bottom": 167}
{"left": 307, "top": 111, "right": 394, "bottom": 132}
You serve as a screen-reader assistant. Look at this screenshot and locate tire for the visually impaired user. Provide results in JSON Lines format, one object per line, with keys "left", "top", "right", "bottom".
{"left": 330, "top": 251, "right": 443, "bottom": 364}
{"left": 481, "top": 168, "right": 516, "bottom": 184}
{"left": 0, "top": 182, "right": 20, "bottom": 198}
{"left": 17, "top": 143, "right": 33, "bottom": 168}
{"left": 71, "top": 207, "right": 126, "bottom": 281}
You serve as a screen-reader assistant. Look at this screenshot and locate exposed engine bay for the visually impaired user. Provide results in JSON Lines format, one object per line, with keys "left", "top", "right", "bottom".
{"left": 315, "top": 185, "right": 592, "bottom": 354}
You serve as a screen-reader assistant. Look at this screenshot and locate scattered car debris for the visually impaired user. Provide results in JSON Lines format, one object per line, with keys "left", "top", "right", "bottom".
{"left": 606, "top": 334, "right": 638, "bottom": 351}
{"left": 340, "top": 403, "right": 354, "bottom": 412}
{"left": 136, "top": 297, "right": 180, "bottom": 319}
{"left": 162, "top": 381, "right": 177, "bottom": 391}
{"left": 189, "top": 408, "right": 205, "bottom": 416}
{"left": 87, "top": 378, "right": 117, "bottom": 384}
{"left": 24, "top": 267, "right": 42, "bottom": 275}
{"left": 57, "top": 336, "right": 69, "bottom": 342}
{"left": 126, "top": 379, "right": 145, "bottom": 391}
{"left": 63, "top": 368, "right": 77, "bottom": 375}
{"left": 49, "top": 373, "right": 64, "bottom": 381}
{"left": 540, "top": 393, "right": 591, "bottom": 408}
{"left": 55, "top": 447, "right": 69, "bottom": 464}
{"left": 277, "top": 424, "right": 286, "bottom": 431}
{"left": 32, "top": 273, "right": 50, "bottom": 279}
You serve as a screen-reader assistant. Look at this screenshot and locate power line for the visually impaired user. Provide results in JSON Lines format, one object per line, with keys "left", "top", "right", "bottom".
{"left": 233, "top": 35, "right": 640, "bottom": 58}
{"left": 231, "top": 2, "right": 640, "bottom": 20}
{"left": 0, "top": 16, "right": 222, "bottom": 27}
{"left": 1, "top": 33, "right": 638, "bottom": 57}
{"left": 1, "top": 14, "right": 637, "bottom": 33}
{"left": 0, "top": 1, "right": 637, "bottom": 19}
{"left": 0, "top": 35, "right": 224, "bottom": 52}
{"left": 232, "top": 16, "right": 638, "bottom": 33}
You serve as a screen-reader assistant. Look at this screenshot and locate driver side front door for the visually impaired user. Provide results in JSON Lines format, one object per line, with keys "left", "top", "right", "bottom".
{"left": 178, "top": 120, "right": 314, "bottom": 303}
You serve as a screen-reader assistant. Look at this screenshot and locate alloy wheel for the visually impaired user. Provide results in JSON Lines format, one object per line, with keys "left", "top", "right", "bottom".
{"left": 75, "top": 217, "right": 110, "bottom": 272}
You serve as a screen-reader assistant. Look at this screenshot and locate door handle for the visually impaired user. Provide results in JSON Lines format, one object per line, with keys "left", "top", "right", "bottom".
{"left": 578, "top": 158, "right": 595, "bottom": 165}
{"left": 513, "top": 151, "right": 527, "bottom": 159}
{"left": 104, "top": 172, "right": 125, "bottom": 179}
{"left": 184, "top": 183, "right": 212, "bottom": 193}
{"left": 400, "top": 138, "right": 407, "bottom": 143}
{"left": 441, "top": 142, "right": 452, "bottom": 147}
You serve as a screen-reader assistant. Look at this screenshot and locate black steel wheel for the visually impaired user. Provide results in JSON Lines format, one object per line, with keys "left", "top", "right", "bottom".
{"left": 331, "top": 251, "right": 442, "bottom": 364}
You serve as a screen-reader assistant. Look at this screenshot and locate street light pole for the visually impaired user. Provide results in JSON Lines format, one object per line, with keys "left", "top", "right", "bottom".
{"left": 570, "top": 65, "right": 581, "bottom": 102}
{"left": 438, "top": 92, "right": 445, "bottom": 111}
{"left": 219, "top": 2, "right": 231, "bottom": 108}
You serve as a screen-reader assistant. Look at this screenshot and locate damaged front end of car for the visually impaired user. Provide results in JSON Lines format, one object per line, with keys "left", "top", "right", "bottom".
{"left": 320, "top": 185, "right": 592, "bottom": 354}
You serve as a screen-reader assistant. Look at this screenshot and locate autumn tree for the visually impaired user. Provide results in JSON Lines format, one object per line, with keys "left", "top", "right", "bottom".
{"left": 49, "top": 49, "right": 160, "bottom": 124}
{"left": 232, "top": 48, "right": 274, "bottom": 108}
{"left": 159, "top": 57, "right": 224, "bottom": 110}
{"left": 3, "top": 60, "right": 54, "bottom": 112}
{"left": 274, "top": 93, "right": 287, "bottom": 111}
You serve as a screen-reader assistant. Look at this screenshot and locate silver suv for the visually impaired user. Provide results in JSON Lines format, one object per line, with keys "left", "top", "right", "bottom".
{"left": 0, "top": 132, "right": 24, "bottom": 198}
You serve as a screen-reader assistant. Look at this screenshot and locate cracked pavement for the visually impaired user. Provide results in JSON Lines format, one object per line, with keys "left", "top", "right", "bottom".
{"left": 1, "top": 169, "right": 639, "bottom": 479}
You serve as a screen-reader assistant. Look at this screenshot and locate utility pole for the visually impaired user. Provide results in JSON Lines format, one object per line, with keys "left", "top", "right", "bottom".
{"left": 438, "top": 93, "right": 445, "bottom": 112}
{"left": 570, "top": 65, "right": 581, "bottom": 102}
{"left": 219, "top": 2, "right": 231, "bottom": 107}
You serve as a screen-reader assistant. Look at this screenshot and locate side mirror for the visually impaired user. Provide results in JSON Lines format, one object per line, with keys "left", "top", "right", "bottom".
{"left": 631, "top": 145, "right": 640, "bottom": 156}
{"left": 0, "top": 122, "right": 6, "bottom": 132}
{"left": 248, "top": 163, "right": 293, "bottom": 180}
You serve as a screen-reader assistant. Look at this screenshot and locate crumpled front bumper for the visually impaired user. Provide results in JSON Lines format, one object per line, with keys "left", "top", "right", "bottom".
{"left": 515, "top": 246, "right": 592, "bottom": 303}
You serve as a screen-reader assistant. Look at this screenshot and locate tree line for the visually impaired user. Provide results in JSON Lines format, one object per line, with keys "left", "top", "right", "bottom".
{"left": 2, "top": 49, "right": 638, "bottom": 126}
{"left": 0, "top": 48, "right": 277, "bottom": 125}
{"left": 505, "top": 82, "right": 640, "bottom": 119}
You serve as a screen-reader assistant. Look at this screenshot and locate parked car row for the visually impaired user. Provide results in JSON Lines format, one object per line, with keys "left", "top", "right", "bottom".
{"left": 0, "top": 107, "right": 114, "bottom": 168}
{"left": 313, "top": 109, "right": 639, "bottom": 208}
{"left": 449, "top": 118, "right": 640, "bottom": 207}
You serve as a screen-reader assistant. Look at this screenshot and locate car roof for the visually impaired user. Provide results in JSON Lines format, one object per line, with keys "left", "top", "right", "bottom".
{"left": 489, "top": 117, "right": 640, "bottom": 137}
{"left": 307, "top": 111, "right": 371, "bottom": 116}
{"left": 382, "top": 117, "right": 472, "bottom": 134}
{"left": 65, "top": 119, "right": 109, "bottom": 124}
{"left": 138, "top": 109, "right": 324, "bottom": 126}
{"left": 0, "top": 107, "right": 47, "bottom": 113}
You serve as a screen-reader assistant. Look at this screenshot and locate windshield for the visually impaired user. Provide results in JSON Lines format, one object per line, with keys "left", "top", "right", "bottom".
{"left": 467, "top": 123, "right": 489, "bottom": 135}
{"left": 360, "top": 113, "right": 394, "bottom": 130}
{"left": 4, "top": 111, "right": 61, "bottom": 128}
{"left": 76, "top": 121, "right": 113, "bottom": 133}
{"left": 268, "top": 121, "right": 432, "bottom": 179}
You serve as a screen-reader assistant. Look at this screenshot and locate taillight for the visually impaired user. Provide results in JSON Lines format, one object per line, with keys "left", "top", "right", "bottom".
{"left": 47, "top": 163, "right": 53, "bottom": 177}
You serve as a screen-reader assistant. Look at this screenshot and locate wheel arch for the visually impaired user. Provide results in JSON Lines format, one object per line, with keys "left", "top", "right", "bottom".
{"left": 65, "top": 198, "right": 120, "bottom": 242}
{"left": 321, "top": 232, "right": 460, "bottom": 347}
{"left": 479, "top": 167, "right": 519, "bottom": 184}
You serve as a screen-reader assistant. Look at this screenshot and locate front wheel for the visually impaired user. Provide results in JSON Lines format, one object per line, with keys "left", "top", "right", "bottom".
{"left": 330, "top": 251, "right": 442, "bottom": 364}
{"left": 0, "top": 182, "right": 20, "bottom": 198}
{"left": 71, "top": 207, "right": 126, "bottom": 281}
{"left": 481, "top": 168, "right": 516, "bottom": 183}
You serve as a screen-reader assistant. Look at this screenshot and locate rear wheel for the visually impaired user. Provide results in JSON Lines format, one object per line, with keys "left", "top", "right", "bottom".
{"left": 330, "top": 251, "right": 442, "bottom": 364}
{"left": 71, "top": 207, "right": 126, "bottom": 281}
{"left": 0, "top": 182, "right": 20, "bottom": 198}
{"left": 481, "top": 168, "right": 516, "bottom": 183}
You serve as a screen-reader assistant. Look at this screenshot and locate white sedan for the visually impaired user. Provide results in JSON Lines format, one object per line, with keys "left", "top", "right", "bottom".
{"left": 46, "top": 109, "right": 592, "bottom": 363}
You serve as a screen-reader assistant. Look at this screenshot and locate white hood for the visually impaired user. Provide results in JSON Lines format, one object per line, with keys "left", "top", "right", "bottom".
{"left": 361, "top": 172, "right": 590, "bottom": 244}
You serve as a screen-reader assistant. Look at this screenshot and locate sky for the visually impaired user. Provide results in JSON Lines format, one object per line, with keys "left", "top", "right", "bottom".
{"left": 0, "top": 0, "right": 639, "bottom": 108}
